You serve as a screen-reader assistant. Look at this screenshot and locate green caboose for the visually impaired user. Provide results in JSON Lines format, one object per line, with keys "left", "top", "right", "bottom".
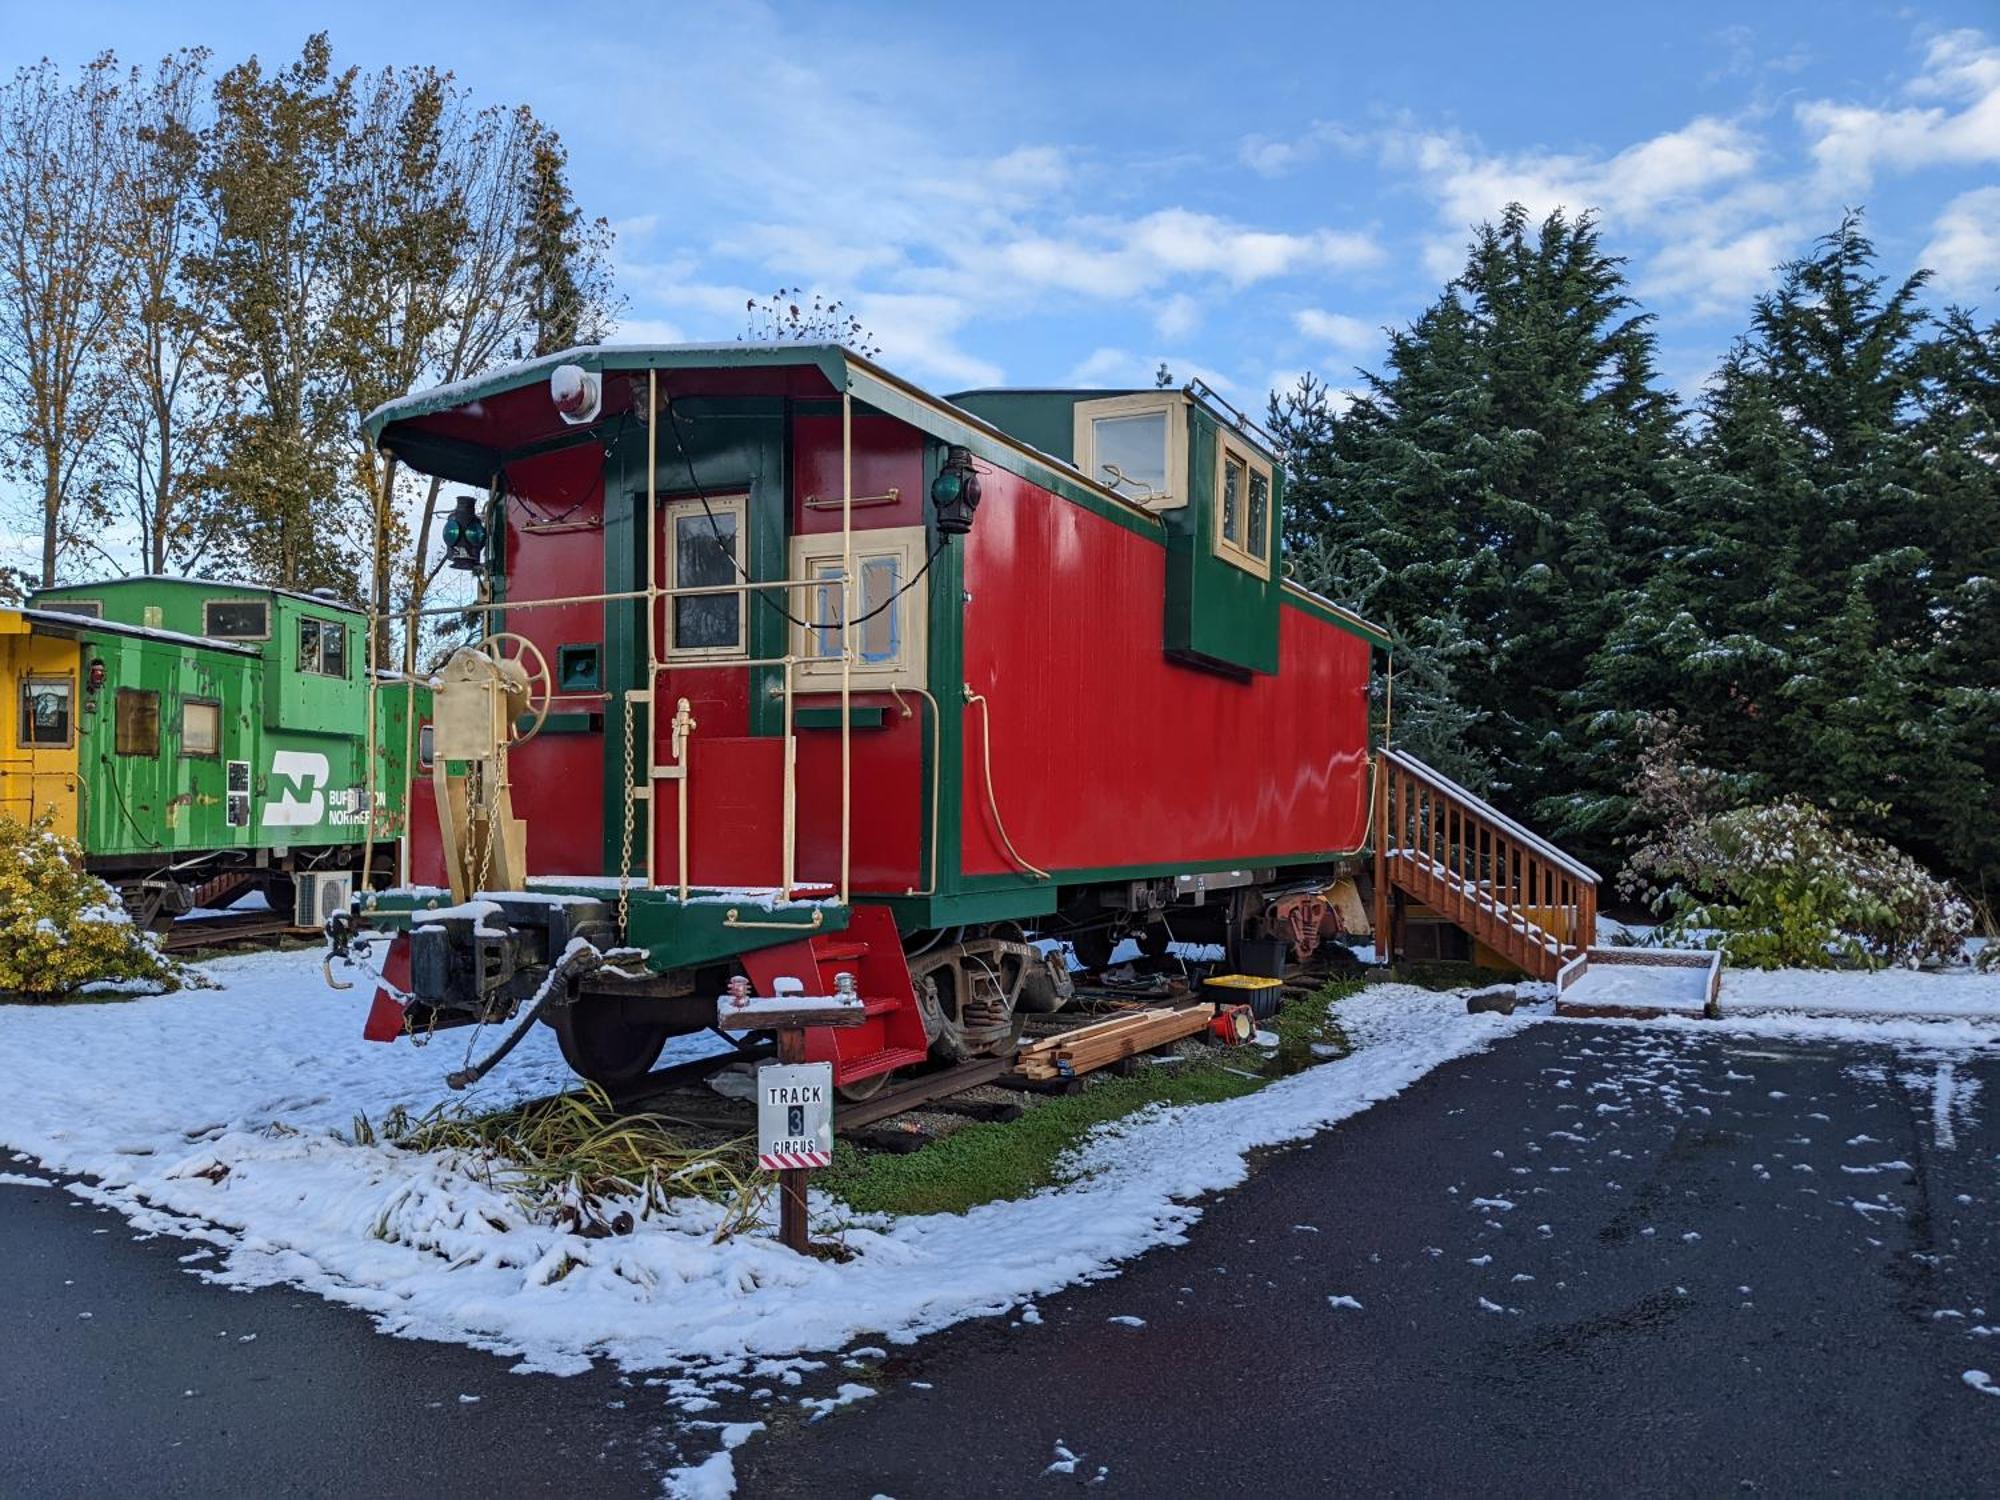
{"left": 9, "top": 577, "right": 423, "bottom": 926}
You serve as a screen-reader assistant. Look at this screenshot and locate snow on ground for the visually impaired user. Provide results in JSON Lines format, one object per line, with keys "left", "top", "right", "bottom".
{"left": 0, "top": 951, "right": 1526, "bottom": 1380}
{"left": 1721, "top": 966, "right": 2000, "bottom": 1023}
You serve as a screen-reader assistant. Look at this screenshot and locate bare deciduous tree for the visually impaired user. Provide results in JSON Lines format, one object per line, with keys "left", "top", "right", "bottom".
{"left": 100, "top": 48, "right": 232, "bottom": 576}
{"left": 0, "top": 55, "right": 125, "bottom": 585}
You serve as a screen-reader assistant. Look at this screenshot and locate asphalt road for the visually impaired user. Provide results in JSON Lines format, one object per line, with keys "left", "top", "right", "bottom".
{"left": 7, "top": 1019, "right": 2000, "bottom": 1498}
{"left": 734, "top": 1022, "right": 2000, "bottom": 1498}
{"left": 0, "top": 1182, "right": 665, "bottom": 1498}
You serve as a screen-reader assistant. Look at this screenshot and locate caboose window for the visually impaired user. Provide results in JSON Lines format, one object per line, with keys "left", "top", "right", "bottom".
{"left": 805, "top": 555, "right": 901, "bottom": 665}
{"left": 1213, "top": 440, "right": 1274, "bottom": 578}
{"left": 181, "top": 699, "right": 221, "bottom": 757}
{"left": 115, "top": 688, "right": 160, "bottom": 756}
{"left": 665, "top": 494, "right": 747, "bottom": 658}
{"left": 1073, "top": 393, "right": 1189, "bottom": 511}
{"left": 204, "top": 599, "right": 269, "bottom": 639}
{"left": 18, "top": 675, "right": 72, "bottom": 747}
{"left": 790, "top": 526, "right": 928, "bottom": 689}
{"left": 297, "top": 616, "right": 348, "bottom": 676}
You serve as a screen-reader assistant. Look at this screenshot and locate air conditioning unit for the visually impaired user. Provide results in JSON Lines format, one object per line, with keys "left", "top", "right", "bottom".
{"left": 295, "top": 871, "right": 355, "bottom": 930}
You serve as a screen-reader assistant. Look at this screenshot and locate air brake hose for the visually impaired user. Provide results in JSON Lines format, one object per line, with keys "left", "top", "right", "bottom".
{"left": 445, "top": 944, "right": 598, "bottom": 1091}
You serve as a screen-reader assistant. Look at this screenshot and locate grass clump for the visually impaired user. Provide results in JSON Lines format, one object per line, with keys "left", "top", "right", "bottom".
{"left": 355, "top": 1085, "right": 764, "bottom": 1236}
{"left": 818, "top": 1059, "right": 1266, "bottom": 1218}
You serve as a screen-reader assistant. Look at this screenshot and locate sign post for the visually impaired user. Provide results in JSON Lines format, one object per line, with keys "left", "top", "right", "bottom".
{"left": 719, "top": 975, "right": 867, "bottom": 1255}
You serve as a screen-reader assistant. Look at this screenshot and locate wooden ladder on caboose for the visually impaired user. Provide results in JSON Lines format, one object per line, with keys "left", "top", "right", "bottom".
{"left": 1372, "top": 749, "right": 1599, "bottom": 982}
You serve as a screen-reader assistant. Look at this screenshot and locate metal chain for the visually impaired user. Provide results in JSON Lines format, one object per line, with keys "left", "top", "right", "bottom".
{"left": 618, "top": 693, "right": 636, "bottom": 937}
{"left": 472, "top": 762, "right": 494, "bottom": 897}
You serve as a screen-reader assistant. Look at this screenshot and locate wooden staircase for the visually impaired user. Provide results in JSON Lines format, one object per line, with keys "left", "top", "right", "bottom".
{"left": 1373, "top": 750, "right": 1598, "bottom": 982}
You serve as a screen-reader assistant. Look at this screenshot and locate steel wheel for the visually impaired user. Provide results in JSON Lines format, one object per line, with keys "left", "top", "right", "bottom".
{"left": 548, "top": 1002, "right": 671, "bottom": 1088}
{"left": 836, "top": 1070, "right": 893, "bottom": 1104}
{"left": 1069, "top": 927, "right": 1114, "bottom": 972}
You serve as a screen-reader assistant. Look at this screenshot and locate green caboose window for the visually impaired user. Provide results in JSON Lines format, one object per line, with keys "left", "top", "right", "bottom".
{"left": 205, "top": 599, "right": 269, "bottom": 639}
{"left": 297, "top": 617, "right": 349, "bottom": 677}
{"left": 18, "top": 675, "right": 72, "bottom": 747}
{"left": 115, "top": 688, "right": 160, "bottom": 756}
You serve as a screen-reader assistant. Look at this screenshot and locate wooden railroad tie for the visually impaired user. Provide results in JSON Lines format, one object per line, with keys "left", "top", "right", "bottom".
{"left": 1011, "top": 1004, "right": 1215, "bottom": 1082}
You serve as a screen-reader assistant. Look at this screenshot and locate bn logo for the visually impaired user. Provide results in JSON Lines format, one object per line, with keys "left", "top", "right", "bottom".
{"left": 262, "top": 751, "right": 330, "bottom": 828}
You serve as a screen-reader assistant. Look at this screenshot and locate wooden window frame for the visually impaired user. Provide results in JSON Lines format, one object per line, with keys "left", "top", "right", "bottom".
{"left": 663, "top": 493, "right": 750, "bottom": 662}
{"left": 17, "top": 673, "right": 74, "bottom": 749}
{"left": 1212, "top": 439, "right": 1275, "bottom": 579}
{"left": 180, "top": 697, "right": 222, "bottom": 759}
{"left": 1072, "top": 392, "right": 1189, "bottom": 511}
{"left": 297, "top": 615, "right": 349, "bottom": 678}
{"left": 114, "top": 686, "right": 160, "bottom": 757}
{"left": 789, "top": 525, "right": 929, "bottom": 691}
{"left": 204, "top": 598, "right": 270, "bottom": 641}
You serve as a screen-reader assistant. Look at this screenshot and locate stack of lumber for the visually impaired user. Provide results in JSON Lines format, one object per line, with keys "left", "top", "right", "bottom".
{"left": 1012, "top": 1004, "right": 1214, "bottom": 1081}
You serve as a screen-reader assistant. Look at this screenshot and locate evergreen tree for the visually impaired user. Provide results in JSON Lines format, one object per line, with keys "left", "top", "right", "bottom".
{"left": 515, "top": 130, "right": 614, "bottom": 358}
{"left": 1584, "top": 212, "right": 1997, "bottom": 893}
{"left": 1278, "top": 206, "right": 1681, "bottom": 847}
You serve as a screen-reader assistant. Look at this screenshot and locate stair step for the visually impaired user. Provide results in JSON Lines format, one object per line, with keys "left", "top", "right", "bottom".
{"left": 836, "top": 1045, "right": 930, "bottom": 1085}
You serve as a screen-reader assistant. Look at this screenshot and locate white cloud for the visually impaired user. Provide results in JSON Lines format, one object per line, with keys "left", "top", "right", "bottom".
{"left": 1388, "top": 116, "right": 1760, "bottom": 231}
{"left": 1239, "top": 119, "right": 1367, "bottom": 178}
{"left": 1797, "top": 29, "right": 2000, "bottom": 189}
{"left": 1293, "top": 308, "right": 1379, "bottom": 353}
{"left": 851, "top": 292, "right": 1002, "bottom": 389}
{"left": 609, "top": 315, "right": 689, "bottom": 345}
{"left": 584, "top": 11, "right": 1382, "bottom": 387}
{"left": 1154, "top": 293, "right": 1199, "bottom": 340}
{"left": 1645, "top": 224, "right": 1796, "bottom": 314}
{"left": 1922, "top": 187, "right": 2000, "bottom": 296}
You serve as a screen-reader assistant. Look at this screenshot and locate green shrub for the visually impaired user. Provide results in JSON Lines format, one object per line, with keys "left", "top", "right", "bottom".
{"left": 0, "top": 815, "right": 181, "bottom": 999}
{"left": 1628, "top": 799, "right": 1971, "bottom": 970}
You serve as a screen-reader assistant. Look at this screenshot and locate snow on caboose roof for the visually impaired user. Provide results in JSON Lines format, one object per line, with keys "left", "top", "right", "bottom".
{"left": 19, "top": 608, "right": 263, "bottom": 656}
{"left": 35, "top": 574, "right": 365, "bottom": 615}
{"left": 361, "top": 341, "right": 1165, "bottom": 527}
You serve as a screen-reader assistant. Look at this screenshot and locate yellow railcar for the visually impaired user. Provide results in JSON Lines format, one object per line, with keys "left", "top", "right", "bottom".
{"left": 0, "top": 609, "right": 80, "bottom": 838}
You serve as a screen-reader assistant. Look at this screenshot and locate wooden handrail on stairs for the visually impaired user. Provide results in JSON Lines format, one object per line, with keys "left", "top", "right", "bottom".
{"left": 1372, "top": 750, "right": 1599, "bottom": 981}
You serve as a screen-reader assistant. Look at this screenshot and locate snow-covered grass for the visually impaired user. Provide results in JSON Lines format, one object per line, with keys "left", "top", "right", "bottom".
{"left": 0, "top": 950, "right": 1526, "bottom": 1379}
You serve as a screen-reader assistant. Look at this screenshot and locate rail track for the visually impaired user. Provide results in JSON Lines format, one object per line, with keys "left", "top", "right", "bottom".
{"left": 571, "top": 957, "right": 1349, "bottom": 1139}
{"left": 161, "top": 913, "right": 312, "bottom": 953}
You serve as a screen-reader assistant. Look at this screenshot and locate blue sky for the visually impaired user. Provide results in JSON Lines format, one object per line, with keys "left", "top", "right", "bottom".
{"left": 8, "top": 0, "right": 2000, "bottom": 412}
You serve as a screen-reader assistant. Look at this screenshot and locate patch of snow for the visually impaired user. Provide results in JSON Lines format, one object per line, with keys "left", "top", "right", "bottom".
{"left": 0, "top": 1171, "right": 54, "bottom": 1187}
{"left": 1327, "top": 1294, "right": 1363, "bottom": 1310}
{"left": 1722, "top": 967, "right": 2000, "bottom": 1025}
{"left": 0, "top": 961, "right": 1528, "bottom": 1382}
{"left": 662, "top": 1421, "right": 764, "bottom": 1500}
{"left": 1106, "top": 1315, "right": 1146, "bottom": 1328}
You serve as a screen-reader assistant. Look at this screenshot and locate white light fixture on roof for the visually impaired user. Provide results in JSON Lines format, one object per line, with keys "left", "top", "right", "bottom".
{"left": 550, "top": 363, "right": 601, "bottom": 425}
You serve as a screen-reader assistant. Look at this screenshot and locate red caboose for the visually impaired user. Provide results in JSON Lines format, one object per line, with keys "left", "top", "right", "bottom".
{"left": 333, "top": 345, "right": 1385, "bottom": 1093}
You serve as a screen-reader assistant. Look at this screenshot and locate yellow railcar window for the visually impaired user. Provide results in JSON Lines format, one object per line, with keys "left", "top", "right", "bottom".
{"left": 115, "top": 688, "right": 160, "bottom": 756}
{"left": 182, "top": 699, "right": 221, "bottom": 757}
{"left": 18, "top": 675, "right": 72, "bottom": 747}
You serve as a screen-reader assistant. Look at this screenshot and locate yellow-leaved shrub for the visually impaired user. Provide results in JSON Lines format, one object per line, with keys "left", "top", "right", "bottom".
{"left": 0, "top": 815, "right": 180, "bottom": 999}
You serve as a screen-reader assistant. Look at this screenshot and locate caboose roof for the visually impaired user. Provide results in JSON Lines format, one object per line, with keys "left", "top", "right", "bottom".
{"left": 365, "top": 342, "right": 1389, "bottom": 651}
{"left": 362, "top": 342, "right": 1165, "bottom": 528}
{"left": 34, "top": 574, "right": 365, "bottom": 616}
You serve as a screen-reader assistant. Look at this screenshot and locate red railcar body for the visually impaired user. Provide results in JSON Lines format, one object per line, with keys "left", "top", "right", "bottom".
{"left": 346, "top": 346, "right": 1386, "bottom": 1088}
